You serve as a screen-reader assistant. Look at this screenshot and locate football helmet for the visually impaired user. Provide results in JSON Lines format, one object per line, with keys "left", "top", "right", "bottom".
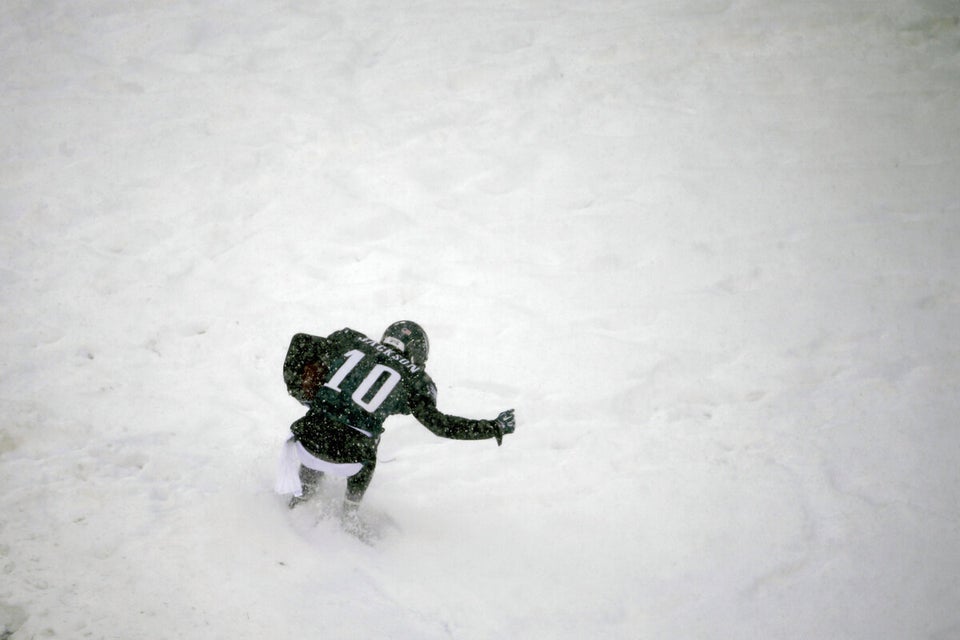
{"left": 382, "top": 320, "right": 430, "bottom": 365}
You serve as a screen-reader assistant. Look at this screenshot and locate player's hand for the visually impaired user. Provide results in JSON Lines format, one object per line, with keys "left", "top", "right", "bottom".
{"left": 496, "top": 409, "right": 515, "bottom": 434}
{"left": 493, "top": 409, "right": 515, "bottom": 445}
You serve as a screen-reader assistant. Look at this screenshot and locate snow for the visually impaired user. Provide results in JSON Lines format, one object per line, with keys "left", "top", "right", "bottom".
{"left": 1, "top": 0, "right": 959, "bottom": 638}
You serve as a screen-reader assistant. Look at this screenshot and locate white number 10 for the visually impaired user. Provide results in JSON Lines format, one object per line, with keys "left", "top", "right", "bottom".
{"left": 323, "top": 349, "right": 401, "bottom": 413}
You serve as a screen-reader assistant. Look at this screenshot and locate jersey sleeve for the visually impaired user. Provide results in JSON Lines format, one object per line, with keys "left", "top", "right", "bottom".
{"left": 408, "top": 376, "right": 503, "bottom": 444}
{"left": 283, "top": 332, "right": 331, "bottom": 405}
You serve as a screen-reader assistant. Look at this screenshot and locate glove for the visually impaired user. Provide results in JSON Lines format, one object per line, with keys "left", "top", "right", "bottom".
{"left": 493, "top": 409, "right": 515, "bottom": 446}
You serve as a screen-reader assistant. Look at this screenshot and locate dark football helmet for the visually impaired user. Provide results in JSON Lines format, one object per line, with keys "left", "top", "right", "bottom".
{"left": 382, "top": 320, "right": 430, "bottom": 365}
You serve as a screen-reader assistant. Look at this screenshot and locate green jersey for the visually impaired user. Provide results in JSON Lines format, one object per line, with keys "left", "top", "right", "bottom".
{"left": 284, "top": 328, "right": 502, "bottom": 443}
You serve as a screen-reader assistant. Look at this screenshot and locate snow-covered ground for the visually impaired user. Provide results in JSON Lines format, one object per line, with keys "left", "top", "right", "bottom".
{"left": 2, "top": 1, "right": 959, "bottom": 638}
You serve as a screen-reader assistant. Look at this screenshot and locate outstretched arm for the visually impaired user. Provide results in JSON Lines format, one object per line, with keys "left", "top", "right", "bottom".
{"left": 411, "top": 399, "right": 516, "bottom": 446}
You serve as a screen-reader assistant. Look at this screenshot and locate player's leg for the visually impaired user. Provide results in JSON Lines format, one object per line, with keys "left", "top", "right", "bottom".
{"left": 288, "top": 465, "right": 325, "bottom": 509}
{"left": 341, "top": 459, "right": 376, "bottom": 537}
{"left": 345, "top": 458, "right": 376, "bottom": 504}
